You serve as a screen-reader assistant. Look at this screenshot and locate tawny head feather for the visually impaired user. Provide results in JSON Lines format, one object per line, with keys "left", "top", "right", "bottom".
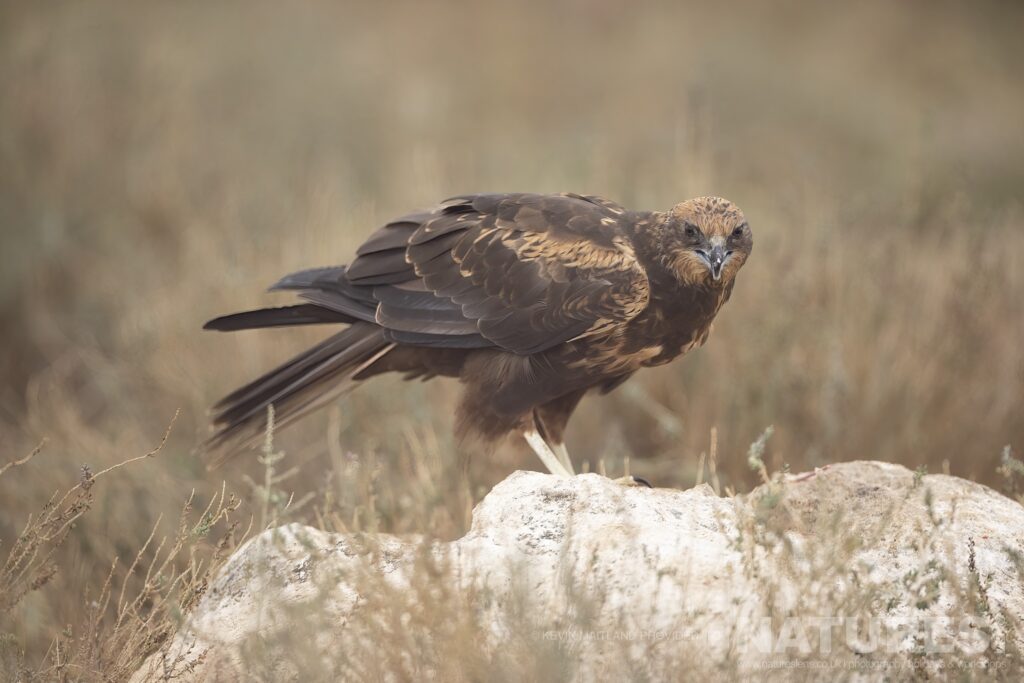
{"left": 662, "top": 196, "right": 752, "bottom": 287}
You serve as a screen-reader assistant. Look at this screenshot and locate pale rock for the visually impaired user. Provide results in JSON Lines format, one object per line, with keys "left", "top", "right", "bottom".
{"left": 133, "top": 461, "right": 1024, "bottom": 681}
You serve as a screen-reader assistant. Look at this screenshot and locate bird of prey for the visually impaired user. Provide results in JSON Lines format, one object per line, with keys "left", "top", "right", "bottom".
{"left": 204, "top": 193, "right": 752, "bottom": 481}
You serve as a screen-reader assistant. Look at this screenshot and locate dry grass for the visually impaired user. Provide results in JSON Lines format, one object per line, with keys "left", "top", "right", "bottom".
{"left": 0, "top": 416, "right": 244, "bottom": 680}
{"left": 133, "top": 434, "right": 1024, "bottom": 681}
{"left": 1, "top": 0, "right": 1023, "bottom": 678}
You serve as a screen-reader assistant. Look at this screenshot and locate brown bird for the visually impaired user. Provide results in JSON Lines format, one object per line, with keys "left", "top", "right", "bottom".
{"left": 204, "top": 193, "right": 752, "bottom": 481}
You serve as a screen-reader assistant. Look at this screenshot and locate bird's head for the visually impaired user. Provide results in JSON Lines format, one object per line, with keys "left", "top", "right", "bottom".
{"left": 662, "top": 196, "right": 752, "bottom": 288}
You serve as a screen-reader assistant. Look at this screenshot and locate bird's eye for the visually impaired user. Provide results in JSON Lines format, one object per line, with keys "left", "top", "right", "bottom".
{"left": 683, "top": 222, "right": 699, "bottom": 238}
{"left": 731, "top": 224, "right": 746, "bottom": 238}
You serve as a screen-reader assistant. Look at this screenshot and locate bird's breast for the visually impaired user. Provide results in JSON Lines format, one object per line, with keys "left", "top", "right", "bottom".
{"left": 546, "top": 286, "right": 727, "bottom": 379}
{"left": 622, "top": 287, "right": 725, "bottom": 366}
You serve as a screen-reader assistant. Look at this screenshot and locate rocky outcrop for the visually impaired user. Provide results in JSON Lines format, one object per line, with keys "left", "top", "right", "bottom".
{"left": 133, "top": 461, "right": 1024, "bottom": 681}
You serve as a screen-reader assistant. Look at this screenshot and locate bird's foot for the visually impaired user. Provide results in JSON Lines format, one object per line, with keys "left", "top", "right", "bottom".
{"left": 600, "top": 456, "right": 650, "bottom": 487}
{"left": 611, "top": 475, "right": 653, "bottom": 488}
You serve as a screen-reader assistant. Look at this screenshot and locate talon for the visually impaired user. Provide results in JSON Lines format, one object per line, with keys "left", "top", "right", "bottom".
{"left": 612, "top": 475, "right": 653, "bottom": 488}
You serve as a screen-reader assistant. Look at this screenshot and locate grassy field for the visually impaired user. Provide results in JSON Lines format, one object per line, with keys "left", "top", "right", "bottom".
{"left": 1, "top": 0, "right": 1023, "bottom": 678}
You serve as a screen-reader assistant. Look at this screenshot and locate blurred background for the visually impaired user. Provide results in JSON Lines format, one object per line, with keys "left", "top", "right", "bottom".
{"left": 1, "top": 0, "right": 1023, "bottom": 665}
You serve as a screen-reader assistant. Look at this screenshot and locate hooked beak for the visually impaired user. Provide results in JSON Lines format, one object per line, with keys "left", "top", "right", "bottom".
{"left": 695, "top": 246, "right": 729, "bottom": 281}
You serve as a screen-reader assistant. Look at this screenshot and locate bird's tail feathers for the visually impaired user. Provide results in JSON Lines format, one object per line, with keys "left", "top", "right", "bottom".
{"left": 201, "top": 322, "right": 392, "bottom": 466}
{"left": 203, "top": 304, "right": 355, "bottom": 332}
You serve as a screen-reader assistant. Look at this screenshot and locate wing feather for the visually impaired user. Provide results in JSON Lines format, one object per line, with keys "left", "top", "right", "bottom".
{"left": 270, "top": 193, "right": 650, "bottom": 355}
{"left": 345, "top": 248, "right": 411, "bottom": 283}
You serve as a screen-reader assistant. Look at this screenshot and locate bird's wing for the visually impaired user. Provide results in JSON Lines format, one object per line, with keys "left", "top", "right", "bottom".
{"left": 273, "top": 193, "right": 651, "bottom": 355}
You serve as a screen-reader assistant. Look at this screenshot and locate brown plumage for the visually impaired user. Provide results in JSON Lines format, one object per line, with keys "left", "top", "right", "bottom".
{"left": 203, "top": 193, "right": 752, "bottom": 477}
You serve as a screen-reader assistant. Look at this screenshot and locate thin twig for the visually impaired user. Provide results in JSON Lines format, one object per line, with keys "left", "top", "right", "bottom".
{"left": 0, "top": 439, "right": 47, "bottom": 478}
{"left": 92, "top": 410, "right": 180, "bottom": 481}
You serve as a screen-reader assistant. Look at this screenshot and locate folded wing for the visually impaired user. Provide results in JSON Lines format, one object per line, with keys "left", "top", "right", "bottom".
{"left": 273, "top": 193, "right": 651, "bottom": 355}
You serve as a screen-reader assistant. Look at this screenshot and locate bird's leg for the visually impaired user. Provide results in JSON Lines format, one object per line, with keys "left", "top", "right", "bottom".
{"left": 534, "top": 407, "right": 576, "bottom": 474}
{"left": 523, "top": 428, "right": 572, "bottom": 478}
{"left": 550, "top": 441, "right": 576, "bottom": 476}
{"left": 529, "top": 390, "right": 649, "bottom": 485}
{"left": 532, "top": 394, "right": 585, "bottom": 477}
